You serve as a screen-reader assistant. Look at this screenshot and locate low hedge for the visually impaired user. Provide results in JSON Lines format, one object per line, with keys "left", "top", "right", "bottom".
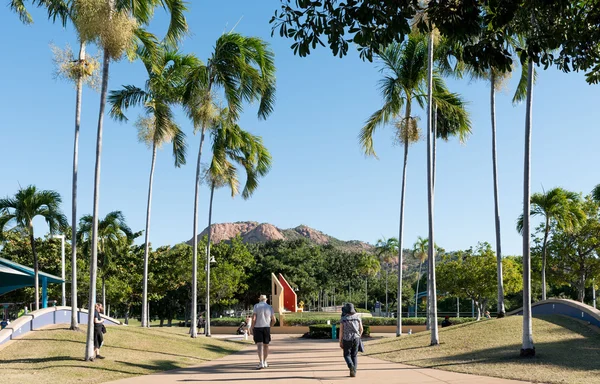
{"left": 283, "top": 315, "right": 478, "bottom": 327}
{"left": 307, "top": 323, "right": 371, "bottom": 339}
{"left": 210, "top": 317, "right": 245, "bottom": 326}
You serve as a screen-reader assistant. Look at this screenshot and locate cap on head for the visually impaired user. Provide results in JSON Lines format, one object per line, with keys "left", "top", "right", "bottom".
{"left": 259, "top": 295, "right": 268, "bottom": 302}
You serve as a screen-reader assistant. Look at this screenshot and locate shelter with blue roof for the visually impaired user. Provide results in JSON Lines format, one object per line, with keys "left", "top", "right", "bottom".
{"left": 0, "top": 257, "right": 64, "bottom": 308}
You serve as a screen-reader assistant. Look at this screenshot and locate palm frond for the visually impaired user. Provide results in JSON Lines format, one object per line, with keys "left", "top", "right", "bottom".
{"left": 170, "top": 122, "right": 187, "bottom": 167}
{"left": 10, "top": 0, "right": 33, "bottom": 24}
{"left": 108, "top": 85, "right": 149, "bottom": 122}
{"left": 512, "top": 58, "right": 537, "bottom": 104}
{"left": 160, "top": 0, "right": 188, "bottom": 48}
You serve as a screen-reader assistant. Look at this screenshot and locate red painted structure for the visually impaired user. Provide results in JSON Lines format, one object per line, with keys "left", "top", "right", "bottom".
{"left": 278, "top": 274, "right": 297, "bottom": 312}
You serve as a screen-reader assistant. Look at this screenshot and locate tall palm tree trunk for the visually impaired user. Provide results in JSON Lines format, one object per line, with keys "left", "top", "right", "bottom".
{"left": 85, "top": 50, "right": 110, "bottom": 361}
{"left": 432, "top": 103, "right": 437, "bottom": 191}
{"left": 191, "top": 127, "right": 207, "bottom": 338}
{"left": 396, "top": 98, "right": 411, "bottom": 336}
{"left": 520, "top": 58, "right": 535, "bottom": 357}
{"left": 142, "top": 143, "right": 158, "bottom": 328}
{"left": 541, "top": 218, "right": 550, "bottom": 301}
{"left": 30, "top": 226, "right": 39, "bottom": 311}
{"left": 70, "top": 40, "right": 86, "bottom": 331}
{"left": 490, "top": 74, "right": 506, "bottom": 317}
{"left": 205, "top": 183, "right": 215, "bottom": 337}
{"left": 415, "top": 260, "right": 422, "bottom": 318}
{"left": 426, "top": 31, "right": 439, "bottom": 346}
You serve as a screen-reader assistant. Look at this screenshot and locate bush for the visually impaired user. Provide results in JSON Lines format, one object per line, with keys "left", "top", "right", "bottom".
{"left": 361, "top": 317, "right": 478, "bottom": 326}
{"left": 307, "top": 323, "right": 371, "bottom": 339}
{"left": 355, "top": 308, "right": 371, "bottom": 313}
{"left": 210, "top": 317, "right": 245, "bottom": 326}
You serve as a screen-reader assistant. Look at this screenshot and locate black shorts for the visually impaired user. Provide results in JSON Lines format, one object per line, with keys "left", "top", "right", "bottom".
{"left": 253, "top": 327, "right": 271, "bottom": 344}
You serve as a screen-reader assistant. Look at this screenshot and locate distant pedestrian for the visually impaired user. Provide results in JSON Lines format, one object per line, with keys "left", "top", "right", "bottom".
{"left": 484, "top": 310, "right": 491, "bottom": 319}
{"left": 93, "top": 303, "right": 106, "bottom": 360}
{"left": 441, "top": 316, "right": 453, "bottom": 328}
{"left": 339, "top": 302, "right": 363, "bottom": 378}
{"left": 250, "top": 295, "right": 276, "bottom": 369}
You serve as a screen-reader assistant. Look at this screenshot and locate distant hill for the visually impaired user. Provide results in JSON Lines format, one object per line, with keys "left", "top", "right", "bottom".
{"left": 187, "top": 221, "right": 374, "bottom": 253}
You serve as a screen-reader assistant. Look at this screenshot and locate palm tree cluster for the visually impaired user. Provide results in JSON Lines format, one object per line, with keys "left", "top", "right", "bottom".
{"left": 7, "top": 0, "right": 276, "bottom": 359}
{"left": 358, "top": 17, "right": 551, "bottom": 353}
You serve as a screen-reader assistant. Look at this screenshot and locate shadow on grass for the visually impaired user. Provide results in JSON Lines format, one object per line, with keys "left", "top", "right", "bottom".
{"left": 115, "top": 359, "right": 183, "bottom": 372}
{"left": 0, "top": 356, "right": 81, "bottom": 364}
{"left": 369, "top": 315, "right": 600, "bottom": 374}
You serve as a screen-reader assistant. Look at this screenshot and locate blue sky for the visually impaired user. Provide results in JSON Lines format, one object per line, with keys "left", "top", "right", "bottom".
{"left": 1, "top": 1, "right": 599, "bottom": 256}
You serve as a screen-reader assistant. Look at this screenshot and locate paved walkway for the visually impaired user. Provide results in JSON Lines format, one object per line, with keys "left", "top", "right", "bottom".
{"left": 108, "top": 336, "right": 530, "bottom": 384}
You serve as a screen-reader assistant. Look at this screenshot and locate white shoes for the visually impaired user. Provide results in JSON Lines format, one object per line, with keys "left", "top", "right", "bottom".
{"left": 256, "top": 361, "right": 268, "bottom": 369}
{"left": 263, "top": 361, "right": 269, "bottom": 368}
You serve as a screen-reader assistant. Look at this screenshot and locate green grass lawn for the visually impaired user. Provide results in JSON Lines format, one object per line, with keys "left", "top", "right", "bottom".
{"left": 0, "top": 324, "right": 246, "bottom": 384}
{"left": 366, "top": 315, "right": 600, "bottom": 384}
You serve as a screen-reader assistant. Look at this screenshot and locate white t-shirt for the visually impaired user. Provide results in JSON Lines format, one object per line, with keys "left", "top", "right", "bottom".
{"left": 253, "top": 302, "right": 274, "bottom": 328}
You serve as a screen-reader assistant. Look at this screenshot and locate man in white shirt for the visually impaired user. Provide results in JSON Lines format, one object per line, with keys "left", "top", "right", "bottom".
{"left": 251, "top": 295, "right": 276, "bottom": 369}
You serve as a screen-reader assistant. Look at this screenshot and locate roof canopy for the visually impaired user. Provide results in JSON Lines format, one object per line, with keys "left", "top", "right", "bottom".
{"left": 0, "top": 257, "right": 63, "bottom": 295}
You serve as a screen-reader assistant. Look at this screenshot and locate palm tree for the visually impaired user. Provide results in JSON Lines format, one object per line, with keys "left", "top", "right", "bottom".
{"left": 424, "top": 28, "right": 440, "bottom": 346}
{"left": 109, "top": 46, "right": 195, "bottom": 327}
{"left": 412, "top": 237, "right": 429, "bottom": 318}
{"left": 12, "top": 0, "right": 85, "bottom": 333}
{"left": 375, "top": 237, "right": 398, "bottom": 317}
{"left": 202, "top": 109, "right": 272, "bottom": 336}
{"left": 78, "top": 0, "right": 188, "bottom": 361}
{"left": 359, "top": 33, "right": 463, "bottom": 337}
{"left": 78, "top": 211, "right": 135, "bottom": 311}
{"left": 184, "top": 32, "right": 276, "bottom": 338}
{"left": 9, "top": 0, "right": 68, "bottom": 24}
{"left": 517, "top": 188, "right": 585, "bottom": 301}
{"left": 463, "top": 36, "right": 532, "bottom": 318}
{"left": 0, "top": 186, "right": 68, "bottom": 310}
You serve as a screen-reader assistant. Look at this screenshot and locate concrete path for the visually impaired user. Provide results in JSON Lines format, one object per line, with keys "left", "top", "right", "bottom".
{"left": 108, "top": 336, "right": 531, "bottom": 384}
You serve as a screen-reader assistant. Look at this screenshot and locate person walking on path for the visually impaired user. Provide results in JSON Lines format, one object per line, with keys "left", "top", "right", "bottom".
{"left": 93, "top": 303, "right": 106, "bottom": 360}
{"left": 339, "top": 302, "right": 363, "bottom": 377}
{"left": 250, "top": 294, "right": 276, "bottom": 369}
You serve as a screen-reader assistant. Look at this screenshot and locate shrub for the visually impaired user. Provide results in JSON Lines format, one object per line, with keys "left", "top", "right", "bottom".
{"left": 355, "top": 308, "right": 371, "bottom": 313}
{"left": 210, "top": 317, "right": 245, "bottom": 326}
{"left": 307, "top": 323, "right": 371, "bottom": 339}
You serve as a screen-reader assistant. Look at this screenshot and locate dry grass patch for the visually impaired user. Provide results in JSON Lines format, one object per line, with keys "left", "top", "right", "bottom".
{"left": 366, "top": 315, "right": 600, "bottom": 384}
{"left": 0, "top": 324, "right": 246, "bottom": 383}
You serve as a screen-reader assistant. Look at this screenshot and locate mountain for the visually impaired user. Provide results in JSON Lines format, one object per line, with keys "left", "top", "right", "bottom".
{"left": 187, "top": 221, "right": 374, "bottom": 253}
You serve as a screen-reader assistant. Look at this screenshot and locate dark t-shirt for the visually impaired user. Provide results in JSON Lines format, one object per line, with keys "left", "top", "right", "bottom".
{"left": 94, "top": 310, "right": 102, "bottom": 325}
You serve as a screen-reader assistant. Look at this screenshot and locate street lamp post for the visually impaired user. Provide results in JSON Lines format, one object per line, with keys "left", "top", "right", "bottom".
{"left": 52, "top": 235, "right": 66, "bottom": 306}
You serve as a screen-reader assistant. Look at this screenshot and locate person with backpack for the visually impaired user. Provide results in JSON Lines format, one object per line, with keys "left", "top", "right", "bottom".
{"left": 339, "top": 303, "right": 363, "bottom": 377}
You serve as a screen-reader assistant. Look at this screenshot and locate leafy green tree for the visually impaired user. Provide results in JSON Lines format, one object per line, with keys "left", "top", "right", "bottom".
{"left": 0, "top": 186, "right": 68, "bottom": 310}
{"left": 184, "top": 32, "right": 276, "bottom": 338}
{"left": 375, "top": 237, "right": 398, "bottom": 316}
{"left": 78, "top": 211, "right": 135, "bottom": 312}
{"left": 109, "top": 45, "right": 195, "bottom": 327}
{"left": 271, "top": 1, "right": 600, "bottom": 82}
{"left": 437, "top": 243, "right": 522, "bottom": 320}
{"left": 412, "top": 237, "right": 429, "bottom": 318}
{"left": 592, "top": 185, "right": 600, "bottom": 204}
{"left": 517, "top": 188, "right": 585, "bottom": 301}
{"left": 547, "top": 198, "right": 600, "bottom": 303}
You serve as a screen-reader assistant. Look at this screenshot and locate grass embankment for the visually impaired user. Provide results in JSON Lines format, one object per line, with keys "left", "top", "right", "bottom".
{"left": 0, "top": 324, "right": 246, "bottom": 384}
{"left": 366, "top": 315, "right": 600, "bottom": 384}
